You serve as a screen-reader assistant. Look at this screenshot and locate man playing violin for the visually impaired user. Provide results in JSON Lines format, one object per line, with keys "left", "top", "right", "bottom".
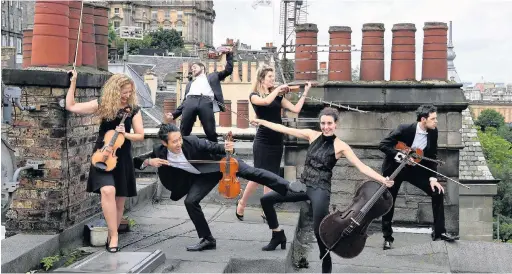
{"left": 379, "top": 104, "right": 459, "bottom": 250}
{"left": 166, "top": 46, "right": 234, "bottom": 142}
{"left": 133, "top": 123, "right": 307, "bottom": 252}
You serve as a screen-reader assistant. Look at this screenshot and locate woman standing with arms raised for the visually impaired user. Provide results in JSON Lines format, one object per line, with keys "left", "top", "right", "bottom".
{"left": 66, "top": 70, "right": 144, "bottom": 253}
{"left": 236, "top": 64, "right": 311, "bottom": 221}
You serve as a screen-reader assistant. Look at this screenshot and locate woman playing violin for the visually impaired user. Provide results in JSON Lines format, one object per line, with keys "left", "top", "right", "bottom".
{"left": 251, "top": 107, "right": 394, "bottom": 273}
{"left": 236, "top": 64, "right": 311, "bottom": 222}
{"left": 66, "top": 70, "right": 144, "bottom": 253}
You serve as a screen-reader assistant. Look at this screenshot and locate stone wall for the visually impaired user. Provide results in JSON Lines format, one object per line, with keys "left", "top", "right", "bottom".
{"left": 2, "top": 68, "right": 111, "bottom": 236}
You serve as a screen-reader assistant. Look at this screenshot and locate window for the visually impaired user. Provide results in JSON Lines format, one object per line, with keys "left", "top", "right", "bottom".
{"left": 151, "top": 11, "right": 157, "bottom": 20}
{"left": 1, "top": 12, "right": 5, "bottom": 27}
{"left": 10, "top": 36, "right": 14, "bottom": 47}
{"left": 16, "top": 0, "right": 20, "bottom": 8}
{"left": 1, "top": 35, "right": 7, "bottom": 47}
{"left": 114, "top": 21, "right": 120, "bottom": 29}
{"left": 17, "top": 38, "right": 21, "bottom": 54}
{"left": 114, "top": 8, "right": 119, "bottom": 14}
{"left": 19, "top": 19, "right": 22, "bottom": 31}
{"left": 177, "top": 11, "right": 183, "bottom": 20}
{"left": 165, "top": 10, "right": 170, "bottom": 18}
{"left": 143, "top": 11, "right": 146, "bottom": 18}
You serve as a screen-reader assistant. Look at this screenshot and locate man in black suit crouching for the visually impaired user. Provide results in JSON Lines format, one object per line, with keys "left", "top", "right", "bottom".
{"left": 379, "top": 104, "right": 459, "bottom": 250}
{"left": 134, "top": 123, "right": 306, "bottom": 252}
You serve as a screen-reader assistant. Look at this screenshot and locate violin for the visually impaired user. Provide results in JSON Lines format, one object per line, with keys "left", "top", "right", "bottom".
{"left": 91, "top": 107, "right": 132, "bottom": 172}
{"left": 218, "top": 131, "right": 241, "bottom": 199}
{"left": 318, "top": 141, "right": 417, "bottom": 259}
{"left": 270, "top": 85, "right": 300, "bottom": 96}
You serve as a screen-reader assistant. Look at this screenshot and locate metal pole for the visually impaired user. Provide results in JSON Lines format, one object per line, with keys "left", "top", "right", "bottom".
{"left": 497, "top": 214, "right": 500, "bottom": 241}
{"left": 283, "top": 1, "right": 288, "bottom": 60}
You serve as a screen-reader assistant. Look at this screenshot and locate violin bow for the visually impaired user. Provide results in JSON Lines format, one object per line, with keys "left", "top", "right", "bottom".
{"left": 397, "top": 152, "right": 470, "bottom": 189}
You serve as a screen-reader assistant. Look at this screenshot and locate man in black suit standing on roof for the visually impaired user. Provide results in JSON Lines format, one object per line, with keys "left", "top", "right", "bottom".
{"left": 166, "top": 47, "right": 234, "bottom": 142}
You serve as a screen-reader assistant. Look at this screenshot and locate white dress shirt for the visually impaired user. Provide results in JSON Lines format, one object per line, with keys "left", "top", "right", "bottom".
{"left": 167, "top": 150, "right": 200, "bottom": 174}
{"left": 186, "top": 74, "right": 220, "bottom": 112}
{"left": 411, "top": 123, "right": 436, "bottom": 182}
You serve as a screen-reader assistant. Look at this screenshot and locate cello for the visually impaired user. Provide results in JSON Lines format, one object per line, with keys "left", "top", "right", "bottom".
{"left": 318, "top": 141, "right": 419, "bottom": 259}
{"left": 217, "top": 131, "right": 241, "bottom": 199}
{"left": 91, "top": 107, "right": 132, "bottom": 171}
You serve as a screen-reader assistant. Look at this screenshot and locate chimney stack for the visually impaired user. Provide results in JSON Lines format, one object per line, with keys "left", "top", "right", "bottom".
{"left": 22, "top": 29, "right": 33, "bottom": 68}
{"left": 68, "top": 1, "right": 82, "bottom": 66}
{"left": 31, "top": 0, "right": 70, "bottom": 66}
{"left": 360, "top": 23, "right": 385, "bottom": 81}
{"left": 328, "top": 26, "right": 352, "bottom": 81}
{"left": 390, "top": 23, "right": 416, "bottom": 81}
{"left": 81, "top": 4, "right": 97, "bottom": 68}
{"left": 94, "top": 6, "right": 109, "bottom": 70}
{"left": 294, "top": 23, "right": 318, "bottom": 81}
{"left": 422, "top": 22, "right": 448, "bottom": 80}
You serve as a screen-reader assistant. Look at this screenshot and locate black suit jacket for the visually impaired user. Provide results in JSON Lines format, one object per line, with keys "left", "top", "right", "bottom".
{"left": 172, "top": 52, "right": 234, "bottom": 118}
{"left": 379, "top": 122, "right": 438, "bottom": 179}
{"left": 133, "top": 135, "right": 230, "bottom": 201}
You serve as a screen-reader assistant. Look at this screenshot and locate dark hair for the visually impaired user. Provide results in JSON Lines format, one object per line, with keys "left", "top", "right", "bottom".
{"left": 158, "top": 123, "right": 180, "bottom": 142}
{"left": 318, "top": 107, "right": 339, "bottom": 122}
{"left": 416, "top": 104, "right": 437, "bottom": 122}
{"left": 191, "top": 62, "right": 205, "bottom": 71}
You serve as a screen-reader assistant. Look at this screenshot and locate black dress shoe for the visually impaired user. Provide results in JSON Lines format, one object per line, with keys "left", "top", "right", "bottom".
{"left": 432, "top": 232, "right": 459, "bottom": 242}
{"left": 383, "top": 240, "right": 392, "bottom": 250}
{"left": 186, "top": 237, "right": 217, "bottom": 251}
{"left": 288, "top": 181, "right": 307, "bottom": 193}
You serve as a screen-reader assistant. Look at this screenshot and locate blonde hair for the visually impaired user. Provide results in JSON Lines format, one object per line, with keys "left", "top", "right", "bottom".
{"left": 251, "top": 64, "right": 274, "bottom": 97}
{"left": 96, "top": 74, "right": 138, "bottom": 121}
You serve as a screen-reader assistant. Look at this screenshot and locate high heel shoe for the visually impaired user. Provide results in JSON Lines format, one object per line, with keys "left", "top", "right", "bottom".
{"left": 262, "top": 230, "right": 287, "bottom": 251}
{"left": 235, "top": 199, "right": 244, "bottom": 221}
{"left": 105, "top": 236, "right": 120, "bottom": 253}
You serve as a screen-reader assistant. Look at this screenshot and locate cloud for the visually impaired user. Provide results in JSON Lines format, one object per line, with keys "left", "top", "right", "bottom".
{"left": 213, "top": 0, "right": 512, "bottom": 83}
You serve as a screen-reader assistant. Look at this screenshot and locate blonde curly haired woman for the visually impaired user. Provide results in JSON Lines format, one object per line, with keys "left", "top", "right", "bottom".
{"left": 66, "top": 70, "right": 144, "bottom": 253}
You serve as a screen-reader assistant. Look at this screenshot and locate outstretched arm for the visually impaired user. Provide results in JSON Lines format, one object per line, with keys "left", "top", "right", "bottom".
{"left": 338, "top": 139, "right": 394, "bottom": 187}
{"left": 280, "top": 82, "right": 311, "bottom": 113}
{"left": 217, "top": 51, "right": 233, "bottom": 81}
{"left": 251, "top": 118, "right": 316, "bottom": 142}
{"left": 65, "top": 70, "right": 98, "bottom": 115}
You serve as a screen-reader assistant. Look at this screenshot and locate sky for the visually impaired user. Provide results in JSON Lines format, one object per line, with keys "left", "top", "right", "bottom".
{"left": 212, "top": 0, "right": 512, "bottom": 84}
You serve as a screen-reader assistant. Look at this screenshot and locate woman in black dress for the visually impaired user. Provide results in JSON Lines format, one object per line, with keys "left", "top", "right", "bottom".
{"left": 236, "top": 64, "right": 311, "bottom": 221}
{"left": 251, "top": 108, "right": 394, "bottom": 273}
{"left": 66, "top": 70, "right": 144, "bottom": 253}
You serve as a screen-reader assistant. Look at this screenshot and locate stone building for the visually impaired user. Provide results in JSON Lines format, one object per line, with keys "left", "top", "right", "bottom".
{"left": 1, "top": 0, "right": 34, "bottom": 68}
{"left": 107, "top": 0, "right": 215, "bottom": 52}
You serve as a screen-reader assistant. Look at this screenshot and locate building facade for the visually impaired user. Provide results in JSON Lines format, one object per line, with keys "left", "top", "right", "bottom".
{"left": 108, "top": 0, "right": 214, "bottom": 52}
{"left": 1, "top": 0, "right": 33, "bottom": 66}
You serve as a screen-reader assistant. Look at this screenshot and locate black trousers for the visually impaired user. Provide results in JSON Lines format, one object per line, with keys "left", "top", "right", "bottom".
{"left": 381, "top": 167, "right": 446, "bottom": 241}
{"left": 180, "top": 95, "right": 218, "bottom": 142}
{"left": 185, "top": 160, "right": 291, "bottom": 239}
{"left": 260, "top": 187, "right": 331, "bottom": 260}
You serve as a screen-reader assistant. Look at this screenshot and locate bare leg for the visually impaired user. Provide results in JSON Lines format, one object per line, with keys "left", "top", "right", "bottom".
{"left": 237, "top": 181, "right": 260, "bottom": 215}
{"left": 115, "top": 197, "right": 126, "bottom": 230}
{"left": 100, "top": 186, "right": 118, "bottom": 248}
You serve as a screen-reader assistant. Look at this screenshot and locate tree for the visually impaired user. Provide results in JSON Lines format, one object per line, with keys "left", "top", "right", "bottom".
{"left": 351, "top": 65, "right": 360, "bottom": 81}
{"left": 475, "top": 109, "right": 506, "bottom": 131}
{"left": 108, "top": 22, "right": 117, "bottom": 48}
{"left": 148, "top": 28, "right": 184, "bottom": 52}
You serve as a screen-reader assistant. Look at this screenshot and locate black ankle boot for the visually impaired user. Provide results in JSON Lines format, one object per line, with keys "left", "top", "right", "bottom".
{"left": 262, "top": 230, "right": 287, "bottom": 251}
{"left": 320, "top": 251, "right": 332, "bottom": 273}
{"left": 321, "top": 254, "right": 332, "bottom": 273}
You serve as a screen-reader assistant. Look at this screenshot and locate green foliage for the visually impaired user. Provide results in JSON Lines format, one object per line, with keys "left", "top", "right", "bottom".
{"left": 149, "top": 28, "right": 184, "bottom": 51}
{"left": 475, "top": 109, "right": 506, "bottom": 131}
{"left": 40, "top": 255, "right": 60, "bottom": 271}
{"left": 108, "top": 23, "right": 117, "bottom": 48}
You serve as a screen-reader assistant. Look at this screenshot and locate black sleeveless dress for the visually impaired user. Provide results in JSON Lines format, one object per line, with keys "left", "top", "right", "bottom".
{"left": 87, "top": 106, "right": 140, "bottom": 197}
{"left": 250, "top": 92, "right": 284, "bottom": 175}
{"left": 300, "top": 133, "right": 338, "bottom": 193}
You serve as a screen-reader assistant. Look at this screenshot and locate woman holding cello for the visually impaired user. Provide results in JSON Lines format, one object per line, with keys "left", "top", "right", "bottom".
{"left": 236, "top": 64, "right": 310, "bottom": 222}
{"left": 251, "top": 107, "right": 394, "bottom": 273}
{"left": 66, "top": 70, "right": 144, "bottom": 253}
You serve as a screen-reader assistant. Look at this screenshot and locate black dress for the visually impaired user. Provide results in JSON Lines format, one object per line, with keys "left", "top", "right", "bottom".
{"left": 87, "top": 106, "right": 140, "bottom": 197}
{"left": 250, "top": 92, "right": 283, "bottom": 175}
